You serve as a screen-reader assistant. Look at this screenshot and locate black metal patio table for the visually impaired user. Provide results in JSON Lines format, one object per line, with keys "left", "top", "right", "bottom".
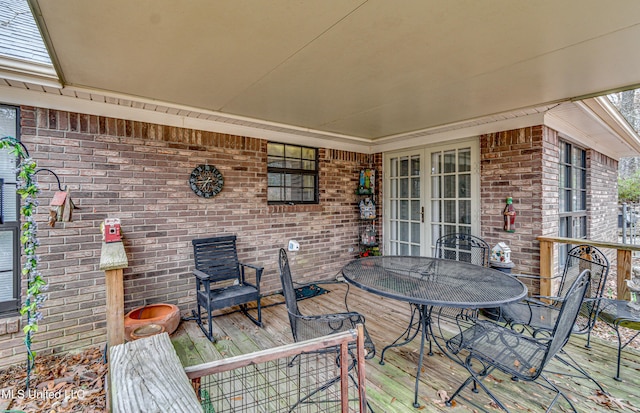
{"left": 341, "top": 255, "right": 528, "bottom": 408}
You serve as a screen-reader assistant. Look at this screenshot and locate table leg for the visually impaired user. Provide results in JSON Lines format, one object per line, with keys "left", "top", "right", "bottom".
{"left": 379, "top": 304, "right": 422, "bottom": 365}
{"left": 413, "top": 304, "right": 430, "bottom": 408}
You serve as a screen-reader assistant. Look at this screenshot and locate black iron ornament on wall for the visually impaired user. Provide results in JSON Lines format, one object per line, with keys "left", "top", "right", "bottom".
{"left": 189, "top": 164, "right": 224, "bottom": 198}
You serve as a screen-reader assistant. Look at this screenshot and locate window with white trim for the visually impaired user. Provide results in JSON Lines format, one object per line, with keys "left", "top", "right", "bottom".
{"left": 558, "top": 140, "right": 587, "bottom": 261}
{"left": 0, "top": 105, "right": 20, "bottom": 317}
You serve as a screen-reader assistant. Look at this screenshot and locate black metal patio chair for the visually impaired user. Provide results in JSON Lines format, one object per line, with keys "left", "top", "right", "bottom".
{"left": 278, "top": 248, "right": 375, "bottom": 411}
{"left": 427, "top": 233, "right": 490, "bottom": 354}
{"left": 499, "top": 244, "right": 609, "bottom": 344}
{"left": 192, "top": 235, "right": 263, "bottom": 342}
{"left": 445, "top": 269, "right": 592, "bottom": 413}
{"left": 435, "top": 233, "right": 491, "bottom": 267}
{"left": 594, "top": 298, "right": 640, "bottom": 381}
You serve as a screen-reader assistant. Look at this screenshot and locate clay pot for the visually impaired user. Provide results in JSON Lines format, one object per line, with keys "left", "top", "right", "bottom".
{"left": 124, "top": 303, "right": 180, "bottom": 341}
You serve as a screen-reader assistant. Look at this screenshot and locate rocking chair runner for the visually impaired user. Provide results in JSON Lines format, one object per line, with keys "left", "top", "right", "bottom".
{"left": 192, "top": 235, "right": 263, "bottom": 342}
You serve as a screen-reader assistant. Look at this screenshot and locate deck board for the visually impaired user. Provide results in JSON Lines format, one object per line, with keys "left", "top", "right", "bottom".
{"left": 172, "top": 282, "right": 640, "bottom": 412}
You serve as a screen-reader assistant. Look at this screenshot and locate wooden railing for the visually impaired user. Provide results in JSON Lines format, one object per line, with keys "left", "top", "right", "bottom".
{"left": 538, "top": 236, "right": 640, "bottom": 300}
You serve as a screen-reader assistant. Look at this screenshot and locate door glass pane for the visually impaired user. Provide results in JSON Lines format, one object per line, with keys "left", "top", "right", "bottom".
{"left": 443, "top": 175, "right": 455, "bottom": 198}
{"left": 400, "top": 157, "right": 408, "bottom": 176}
{"left": 411, "top": 177, "right": 420, "bottom": 198}
{"left": 400, "top": 178, "right": 408, "bottom": 197}
{"left": 431, "top": 176, "right": 440, "bottom": 198}
{"left": 444, "top": 151, "right": 456, "bottom": 173}
{"left": 411, "top": 200, "right": 420, "bottom": 221}
{"left": 390, "top": 158, "right": 398, "bottom": 177}
{"left": 458, "top": 149, "right": 471, "bottom": 172}
{"left": 400, "top": 222, "right": 409, "bottom": 242}
{"left": 443, "top": 200, "right": 456, "bottom": 223}
{"left": 458, "top": 174, "right": 470, "bottom": 198}
{"left": 431, "top": 200, "right": 440, "bottom": 222}
{"left": 400, "top": 200, "right": 408, "bottom": 220}
{"left": 411, "top": 157, "right": 420, "bottom": 175}
{"left": 459, "top": 200, "right": 471, "bottom": 224}
{"left": 431, "top": 152, "right": 441, "bottom": 174}
{"left": 411, "top": 223, "right": 421, "bottom": 243}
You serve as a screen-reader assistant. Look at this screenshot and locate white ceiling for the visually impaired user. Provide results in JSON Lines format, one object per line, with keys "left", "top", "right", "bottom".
{"left": 26, "top": 0, "right": 640, "bottom": 142}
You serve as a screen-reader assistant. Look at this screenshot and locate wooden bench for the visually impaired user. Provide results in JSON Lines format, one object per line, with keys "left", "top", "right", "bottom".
{"left": 109, "top": 333, "right": 203, "bottom": 413}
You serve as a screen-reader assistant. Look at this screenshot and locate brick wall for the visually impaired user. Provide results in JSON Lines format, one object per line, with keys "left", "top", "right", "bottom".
{"left": 480, "top": 126, "right": 545, "bottom": 280}
{"left": 480, "top": 126, "right": 618, "bottom": 294}
{"left": 0, "top": 106, "right": 376, "bottom": 368}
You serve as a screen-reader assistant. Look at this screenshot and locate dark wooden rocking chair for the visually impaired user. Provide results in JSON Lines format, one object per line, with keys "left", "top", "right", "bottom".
{"left": 192, "top": 235, "right": 263, "bottom": 342}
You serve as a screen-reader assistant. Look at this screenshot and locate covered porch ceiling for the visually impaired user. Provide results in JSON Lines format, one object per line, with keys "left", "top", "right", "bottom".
{"left": 20, "top": 0, "right": 640, "bottom": 154}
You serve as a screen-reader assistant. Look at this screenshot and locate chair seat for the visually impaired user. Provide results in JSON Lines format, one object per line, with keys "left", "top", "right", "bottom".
{"left": 197, "top": 284, "right": 259, "bottom": 310}
{"left": 448, "top": 320, "right": 547, "bottom": 381}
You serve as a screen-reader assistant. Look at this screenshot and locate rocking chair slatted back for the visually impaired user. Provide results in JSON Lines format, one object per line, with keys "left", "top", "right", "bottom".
{"left": 193, "top": 235, "right": 242, "bottom": 282}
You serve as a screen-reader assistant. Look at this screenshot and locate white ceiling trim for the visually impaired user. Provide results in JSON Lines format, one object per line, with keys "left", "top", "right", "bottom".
{"left": 0, "top": 78, "right": 637, "bottom": 159}
{"left": 0, "top": 56, "right": 59, "bottom": 88}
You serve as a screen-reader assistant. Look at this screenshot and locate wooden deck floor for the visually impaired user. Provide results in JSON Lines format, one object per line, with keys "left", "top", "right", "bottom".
{"left": 171, "top": 282, "right": 640, "bottom": 412}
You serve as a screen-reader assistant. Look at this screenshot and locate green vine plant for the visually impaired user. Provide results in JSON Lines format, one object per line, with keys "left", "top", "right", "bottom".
{"left": 0, "top": 136, "right": 46, "bottom": 391}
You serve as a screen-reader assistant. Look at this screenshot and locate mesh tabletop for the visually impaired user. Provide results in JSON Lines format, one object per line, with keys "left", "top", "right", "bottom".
{"left": 342, "top": 256, "right": 527, "bottom": 308}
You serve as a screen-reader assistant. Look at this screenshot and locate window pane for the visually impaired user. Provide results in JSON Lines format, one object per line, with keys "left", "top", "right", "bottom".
{"left": 268, "top": 187, "right": 282, "bottom": 201}
{"left": 302, "top": 147, "right": 315, "bottom": 160}
{"left": 267, "top": 143, "right": 284, "bottom": 156}
{"left": 285, "top": 145, "right": 301, "bottom": 158}
{"left": 302, "top": 160, "right": 315, "bottom": 170}
{"left": 303, "top": 188, "right": 314, "bottom": 201}
{"left": 0, "top": 231, "right": 14, "bottom": 302}
{"left": 303, "top": 175, "right": 314, "bottom": 187}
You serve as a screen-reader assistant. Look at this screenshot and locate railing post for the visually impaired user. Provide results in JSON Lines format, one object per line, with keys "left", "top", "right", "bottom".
{"left": 539, "top": 239, "right": 554, "bottom": 298}
{"left": 618, "top": 249, "right": 632, "bottom": 300}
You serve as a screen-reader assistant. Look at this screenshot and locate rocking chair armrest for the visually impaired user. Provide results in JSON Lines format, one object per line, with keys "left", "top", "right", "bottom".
{"left": 193, "top": 268, "right": 210, "bottom": 281}
{"left": 239, "top": 262, "right": 263, "bottom": 287}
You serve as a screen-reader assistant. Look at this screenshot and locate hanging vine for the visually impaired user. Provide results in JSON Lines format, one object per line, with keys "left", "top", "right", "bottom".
{"left": 0, "top": 136, "right": 46, "bottom": 391}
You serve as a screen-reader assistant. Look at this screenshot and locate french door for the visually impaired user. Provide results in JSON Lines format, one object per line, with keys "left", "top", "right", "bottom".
{"left": 384, "top": 140, "right": 480, "bottom": 256}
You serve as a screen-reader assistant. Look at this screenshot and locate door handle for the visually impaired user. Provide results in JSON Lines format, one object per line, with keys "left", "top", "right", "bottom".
{"left": 421, "top": 206, "right": 424, "bottom": 223}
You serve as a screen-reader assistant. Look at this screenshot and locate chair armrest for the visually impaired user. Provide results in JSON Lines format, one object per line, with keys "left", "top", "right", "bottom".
{"left": 239, "top": 262, "right": 263, "bottom": 289}
{"left": 193, "top": 268, "right": 210, "bottom": 281}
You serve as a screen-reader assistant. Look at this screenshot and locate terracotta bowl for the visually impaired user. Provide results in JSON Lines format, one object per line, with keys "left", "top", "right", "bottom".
{"left": 124, "top": 303, "right": 180, "bottom": 341}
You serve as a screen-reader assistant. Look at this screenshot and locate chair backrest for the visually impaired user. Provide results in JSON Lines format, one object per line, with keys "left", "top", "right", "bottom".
{"left": 278, "top": 248, "right": 301, "bottom": 338}
{"left": 540, "top": 269, "right": 591, "bottom": 373}
{"left": 192, "top": 235, "right": 241, "bottom": 281}
{"left": 557, "top": 244, "right": 609, "bottom": 332}
{"left": 435, "top": 233, "right": 490, "bottom": 267}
